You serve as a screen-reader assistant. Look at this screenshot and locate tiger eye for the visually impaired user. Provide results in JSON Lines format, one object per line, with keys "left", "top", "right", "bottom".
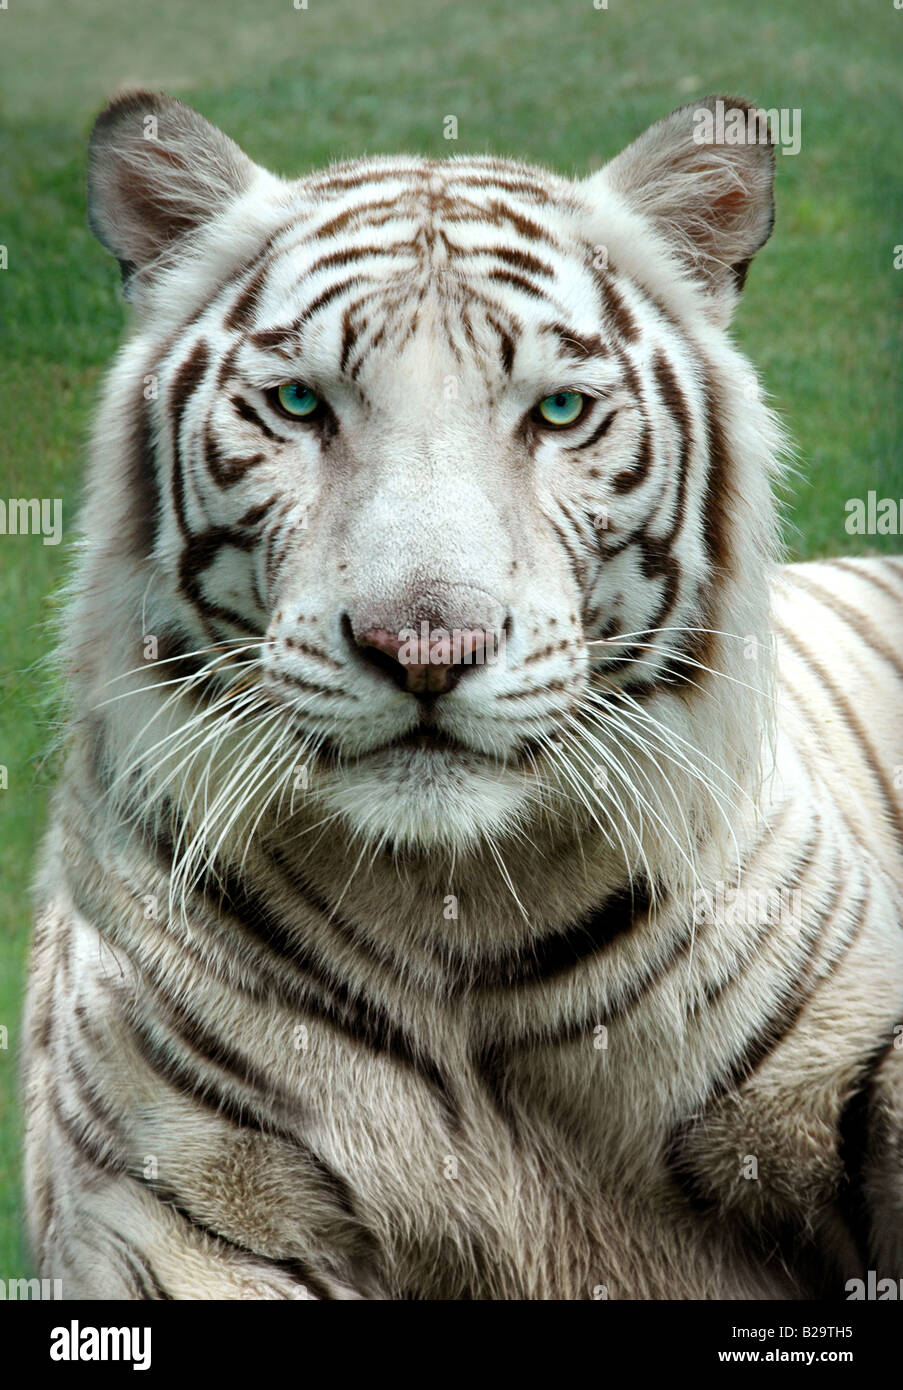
{"left": 537, "top": 391, "right": 585, "bottom": 426}
{"left": 276, "top": 383, "right": 320, "bottom": 418}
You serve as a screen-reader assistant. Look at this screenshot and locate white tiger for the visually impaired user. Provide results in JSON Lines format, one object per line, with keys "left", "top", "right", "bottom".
{"left": 22, "top": 91, "right": 903, "bottom": 1299}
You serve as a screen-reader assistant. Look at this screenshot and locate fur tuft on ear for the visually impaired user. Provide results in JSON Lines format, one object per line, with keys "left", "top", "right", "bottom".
{"left": 584, "top": 95, "right": 775, "bottom": 312}
{"left": 87, "top": 90, "right": 256, "bottom": 285}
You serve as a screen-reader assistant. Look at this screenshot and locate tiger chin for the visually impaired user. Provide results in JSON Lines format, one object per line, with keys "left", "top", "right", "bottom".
{"left": 22, "top": 92, "right": 903, "bottom": 1300}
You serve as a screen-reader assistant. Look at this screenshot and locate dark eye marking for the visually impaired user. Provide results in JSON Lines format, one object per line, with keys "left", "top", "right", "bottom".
{"left": 569, "top": 409, "right": 618, "bottom": 451}
{"left": 230, "top": 394, "right": 290, "bottom": 443}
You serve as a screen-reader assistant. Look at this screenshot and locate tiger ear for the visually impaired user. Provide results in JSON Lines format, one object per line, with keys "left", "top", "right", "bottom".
{"left": 584, "top": 95, "right": 775, "bottom": 312}
{"left": 87, "top": 91, "right": 256, "bottom": 286}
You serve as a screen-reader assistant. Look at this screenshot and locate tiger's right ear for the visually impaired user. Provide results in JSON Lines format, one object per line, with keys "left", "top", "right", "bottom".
{"left": 582, "top": 96, "right": 776, "bottom": 321}
{"left": 87, "top": 91, "right": 256, "bottom": 286}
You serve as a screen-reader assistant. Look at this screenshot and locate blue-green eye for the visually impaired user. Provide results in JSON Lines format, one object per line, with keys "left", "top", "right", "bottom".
{"left": 275, "top": 382, "right": 320, "bottom": 418}
{"left": 537, "top": 391, "right": 585, "bottom": 427}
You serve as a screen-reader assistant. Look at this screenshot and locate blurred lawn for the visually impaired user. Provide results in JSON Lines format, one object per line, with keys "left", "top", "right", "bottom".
{"left": 1, "top": 0, "right": 901, "bottom": 1276}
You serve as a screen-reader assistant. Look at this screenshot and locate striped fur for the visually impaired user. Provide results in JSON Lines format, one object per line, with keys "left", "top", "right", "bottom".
{"left": 22, "top": 93, "right": 903, "bottom": 1299}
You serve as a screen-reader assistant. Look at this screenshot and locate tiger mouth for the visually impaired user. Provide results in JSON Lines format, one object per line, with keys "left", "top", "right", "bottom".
{"left": 387, "top": 728, "right": 466, "bottom": 753}
{"left": 315, "top": 722, "right": 542, "bottom": 767}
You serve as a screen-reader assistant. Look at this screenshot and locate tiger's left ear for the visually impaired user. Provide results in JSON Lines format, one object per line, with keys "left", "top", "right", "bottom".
{"left": 583, "top": 95, "right": 775, "bottom": 317}
{"left": 87, "top": 90, "right": 259, "bottom": 289}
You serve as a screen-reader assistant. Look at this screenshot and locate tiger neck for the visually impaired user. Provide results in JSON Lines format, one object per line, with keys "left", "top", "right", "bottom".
{"left": 242, "top": 765, "right": 764, "bottom": 955}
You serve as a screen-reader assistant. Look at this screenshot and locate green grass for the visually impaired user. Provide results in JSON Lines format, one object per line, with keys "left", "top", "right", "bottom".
{"left": 1, "top": 0, "right": 901, "bottom": 1276}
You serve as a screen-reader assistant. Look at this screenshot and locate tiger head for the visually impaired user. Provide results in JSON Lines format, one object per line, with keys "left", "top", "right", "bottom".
{"left": 78, "top": 93, "right": 782, "bottom": 866}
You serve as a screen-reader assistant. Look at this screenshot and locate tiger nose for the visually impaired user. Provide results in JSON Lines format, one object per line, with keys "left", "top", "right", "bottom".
{"left": 345, "top": 619, "right": 491, "bottom": 698}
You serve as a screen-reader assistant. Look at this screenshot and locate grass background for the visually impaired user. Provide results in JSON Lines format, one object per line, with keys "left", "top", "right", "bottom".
{"left": 0, "top": 0, "right": 901, "bottom": 1275}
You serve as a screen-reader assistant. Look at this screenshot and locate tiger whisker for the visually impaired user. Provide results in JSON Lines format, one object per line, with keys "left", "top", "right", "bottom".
{"left": 98, "top": 637, "right": 272, "bottom": 690}
{"left": 587, "top": 642, "right": 778, "bottom": 704}
{"left": 106, "top": 652, "right": 269, "bottom": 795}
{"left": 585, "top": 677, "right": 761, "bottom": 819}
{"left": 559, "top": 714, "right": 703, "bottom": 902}
{"left": 575, "top": 692, "right": 746, "bottom": 883}
{"left": 542, "top": 731, "right": 647, "bottom": 900}
{"left": 95, "top": 655, "right": 262, "bottom": 709}
{"left": 171, "top": 701, "right": 290, "bottom": 920}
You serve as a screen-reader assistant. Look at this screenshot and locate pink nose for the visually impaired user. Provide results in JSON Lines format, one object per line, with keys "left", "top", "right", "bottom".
{"left": 353, "top": 625, "right": 491, "bottom": 697}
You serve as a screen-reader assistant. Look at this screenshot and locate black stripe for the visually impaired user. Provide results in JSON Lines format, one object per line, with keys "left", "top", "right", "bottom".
{"left": 193, "top": 861, "right": 461, "bottom": 1128}
{"left": 348, "top": 318, "right": 387, "bottom": 380}
{"left": 549, "top": 900, "right": 724, "bottom": 1053}
{"left": 572, "top": 408, "right": 617, "bottom": 452}
{"left": 305, "top": 240, "right": 412, "bottom": 278}
{"left": 141, "top": 1183, "right": 337, "bottom": 1300}
{"left": 836, "top": 1028, "right": 901, "bottom": 1268}
{"left": 96, "top": 1221, "right": 173, "bottom": 1301}
{"left": 777, "top": 619, "right": 903, "bottom": 849}
{"left": 310, "top": 166, "right": 427, "bottom": 192}
{"left": 777, "top": 679, "right": 875, "bottom": 862}
{"left": 699, "top": 371, "right": 733, "bottom": 576}
{"left": 709, "top": 875, "right": 869, "bottom": 1105}
{"left": 295, "top": 273, "right": 369, "bottom": 328}
{"left": 126, "top": 391, "right": 160, "bottom": 558}
{"left": 136, "top": 973, "right": 302, "bottom": 1113}
{"left": 231, "top": 393, "right": 288, "bottom": 443}
{"left": 339, "top": 307, "right": 362, "bottom": 372}
{"left": 129, "top": 988, "right": 363, "bottom": 1221}
{"left": 610, "top": 418, "right": 651, "bottom": 493}
{"left": 485, "top": 312, "right": 516, "bottom": 374}
{"left": 479, "top": 198, "right": 551, "bottom": 243}
{"left": 470, "top": 881, "right": 653, "bottom": 988}
{"left": 169, "top": 339, "right": 211, "bottom": 540}
{"left": 64, "top": 853, "right": 370, "bottom": 1233}
{"left": 312, "top": 196, "right": 402, "bottom": 240}
{"left": 178, "top": 498, "right": 276, "bottom": 630}
{"left": 697, "top": 803, "right": 815, "bottom": 1010}
{"left": 215, "top": 340, "right": 241, "bottom": 388}
{"left": 69, "top": 1005, "right": 132, "bottom": 1137}
{"left": 276, "top": 847, "right": 651, "bottom": 996}
{"left": 204, "top": 419, "right": 265, "bottom": 488}
{"left": 50, "top": 1083, "right": 127, "bottom": 1176}
{"left": 547, "top": 514, "right": 588, "bottom": 590}
{"left": 486, "top": 268, "right": 547, "bottom": 300}
{"left": 455, "top": 175, "right": 550, "bottom": 200}
{"left": 222, "top": 216, "right": 317, "bottom": 331}
{"left": 829, "top": 557, "right": 903, "bottom": 606}
{"left": 544, "top": 323, "right": 607, "bottom": 361}
{"left": 62, "top": 1024, "right": 342, "bottom": 1300}
{"left": 467, "top": 244, "right": 555, "bottom": 277}
{"left": 471, "top": 1038, "right": 522, "bottom": 1139}
{"left": 595, "top": 272, "right": 638, "bottom": 343}
{"left": 225, "top": 261, "right": 271, "bottom": 331}
{"left": 785, "top": 568, "right": 903, "bottom": 682}
{"left": 128, "top": 1008, "right": 295, "bottom": 1140}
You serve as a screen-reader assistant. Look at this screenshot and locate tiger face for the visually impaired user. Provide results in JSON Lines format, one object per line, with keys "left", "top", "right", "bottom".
{"left": 85, "top": 93, "right": 780, "bottom": 854}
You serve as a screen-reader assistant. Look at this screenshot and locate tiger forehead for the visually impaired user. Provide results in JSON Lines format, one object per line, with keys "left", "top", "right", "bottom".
{"left": 301, "top": 154, "right": 579, "bottom": 224}
{"left": 243, "top": 161, "right": 604, "bottom": 373}
{"left": 281, "top": 161, "right": 587, "bottom": 281}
